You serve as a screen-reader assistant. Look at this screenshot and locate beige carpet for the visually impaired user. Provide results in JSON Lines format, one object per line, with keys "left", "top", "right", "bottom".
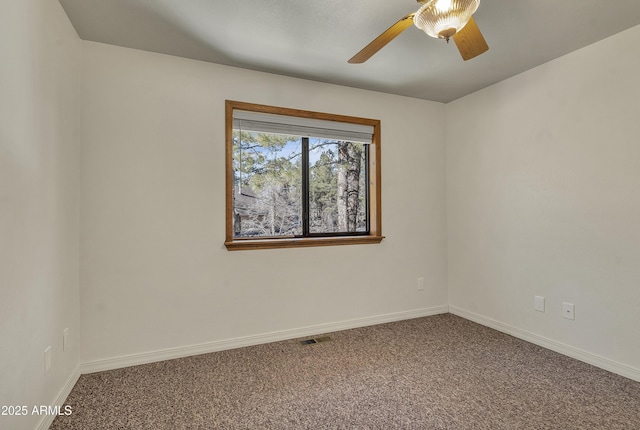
{"left": 51, "top": 314, "right": 640, "bottom": 429}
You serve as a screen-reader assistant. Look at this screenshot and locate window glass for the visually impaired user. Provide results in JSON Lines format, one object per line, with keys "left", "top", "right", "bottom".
{"left": 226, "top": 101, "right": 383, "bottom": 250}
{"left": 308, "top": 140, "right": 368, "bottom": 234}
{"left": 233, "top": 132, "right": 302, "bottom": 237}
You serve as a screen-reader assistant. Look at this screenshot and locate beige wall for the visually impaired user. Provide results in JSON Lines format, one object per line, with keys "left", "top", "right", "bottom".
{"left": 78, "top": 42, "right": 448, "bottom": 366}
{"left": 447, "top": 24, "right": 640, "bottom": 377}
{"left": 0, "top": 1, "right": 81, "bottom": 429}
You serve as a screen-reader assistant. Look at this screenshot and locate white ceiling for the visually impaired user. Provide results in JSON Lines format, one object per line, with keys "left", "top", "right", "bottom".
{"left": 58, "top": 0, "right": 640, "bottom": 103}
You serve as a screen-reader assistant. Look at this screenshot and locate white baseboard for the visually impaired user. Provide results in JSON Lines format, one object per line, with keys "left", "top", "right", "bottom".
{"left": 80, "top": 305, "right": 449, "bottom": 374}
{"left": 36, "top": 365, "right": 81, "bottom": 430}
{"left": 449, "top": 305, "right": 640, "bottom": 382}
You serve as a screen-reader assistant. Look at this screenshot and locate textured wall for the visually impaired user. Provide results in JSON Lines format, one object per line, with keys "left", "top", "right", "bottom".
{"left": 0, "top": 1, "right": 81, "bottom": 429}
{"left": 78, "top": 42, "right": 448, "bottom": 364}
{"left": 447, "top": 24, "right": 640, "bottom": 375}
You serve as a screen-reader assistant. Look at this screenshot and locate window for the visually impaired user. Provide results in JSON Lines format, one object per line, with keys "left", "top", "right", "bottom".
{"left": 225, "top": 100, "right": 383, "bottom": 250}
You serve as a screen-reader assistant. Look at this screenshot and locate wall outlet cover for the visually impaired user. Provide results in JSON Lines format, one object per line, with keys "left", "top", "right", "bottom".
{"left": 44, "top": 347, "right": 52, "bottom": 373}
{"left": 63, "top": 328, "right": 69, "bottom": 352}
{"left": 562, "top": 302, "right": 575, "bottom": 320}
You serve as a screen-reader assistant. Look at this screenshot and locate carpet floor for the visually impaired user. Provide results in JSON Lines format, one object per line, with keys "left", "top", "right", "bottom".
{"left": 51, "top": 314, "right": 640, "bottom": 429}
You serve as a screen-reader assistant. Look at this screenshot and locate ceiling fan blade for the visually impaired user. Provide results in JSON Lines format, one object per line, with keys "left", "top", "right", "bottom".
{"left": 453, "top": 16, "right": 489, "bottom": 61}
{"left": 348, "top": 14, "right": 415, "bottom": 64}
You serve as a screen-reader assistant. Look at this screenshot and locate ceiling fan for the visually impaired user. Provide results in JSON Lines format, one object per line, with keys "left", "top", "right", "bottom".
{"left": 348, "top": 0, "right": 488, "bottom": 64}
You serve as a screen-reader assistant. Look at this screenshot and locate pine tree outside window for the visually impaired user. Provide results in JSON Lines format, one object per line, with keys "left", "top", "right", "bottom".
{"left": 225, "top": 101, "right": 383, "bottom": 250}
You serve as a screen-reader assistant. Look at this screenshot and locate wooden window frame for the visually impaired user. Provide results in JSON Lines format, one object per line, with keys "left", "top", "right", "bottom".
{"left": 225, "top": 100, "right": 383, "bottom": 251}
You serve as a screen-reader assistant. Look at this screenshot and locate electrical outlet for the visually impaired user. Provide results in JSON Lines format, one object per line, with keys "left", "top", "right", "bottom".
{"left": 63, "top": 328, "right": 69, "bottom": 352}
{"left": 562, "top": 302, "right": 575, "bottom": 320}
{"left": 417, "top": 277, "right": 425, "bottom": 291}
{"left": 534, "top": 296, "right": 545, "bottom": 312}
{"left": 44, "top": 347, "right": 52, "bottom": 374}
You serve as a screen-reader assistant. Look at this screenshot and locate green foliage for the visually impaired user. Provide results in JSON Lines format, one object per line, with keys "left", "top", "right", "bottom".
{"left": 233, "top": 130, "right": 367, "bottom": 237}
{"left": 233, "top": 130, "right": 299, "bottom": 184}
{"left": 310, "top": 150, "right": 337, "bottom": 215}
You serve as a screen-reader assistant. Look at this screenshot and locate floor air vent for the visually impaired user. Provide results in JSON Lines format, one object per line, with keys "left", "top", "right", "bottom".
{"left": 300, "top": 336, "right": 332, "bottom": 345}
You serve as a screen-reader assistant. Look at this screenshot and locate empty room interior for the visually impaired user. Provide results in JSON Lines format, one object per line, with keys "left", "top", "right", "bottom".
{"left": 2, "top": 0, "right": 640, "bottom": 429}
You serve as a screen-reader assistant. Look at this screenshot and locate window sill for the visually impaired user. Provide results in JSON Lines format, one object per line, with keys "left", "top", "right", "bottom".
{"left": 224, "top": 235, "right": 385, "bottom": 251}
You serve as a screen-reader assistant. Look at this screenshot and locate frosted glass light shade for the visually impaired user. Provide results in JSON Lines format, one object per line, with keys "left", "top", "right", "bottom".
{"left": 413, "top": 0, "right": 480, "bottom": 40}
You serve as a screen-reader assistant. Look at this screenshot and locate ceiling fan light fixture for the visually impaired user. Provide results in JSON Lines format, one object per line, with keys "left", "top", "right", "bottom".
{"left": 413, "top": 0, "right": 480, "bottom": 41}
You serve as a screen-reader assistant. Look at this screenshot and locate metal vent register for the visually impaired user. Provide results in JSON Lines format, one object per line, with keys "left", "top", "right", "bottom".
{"left": 300, "top": 336, "right": 332, "bottom": 345}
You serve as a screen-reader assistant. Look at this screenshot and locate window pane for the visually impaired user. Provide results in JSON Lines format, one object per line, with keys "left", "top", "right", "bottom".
{"left": 233, "top": 131, "right": 302, "bottom": 237}
{"left": 226, "top": 100, "right": 382, "bottom": 250}
{"left": 309, "top": 140, "right": 368, "bottom": 234}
